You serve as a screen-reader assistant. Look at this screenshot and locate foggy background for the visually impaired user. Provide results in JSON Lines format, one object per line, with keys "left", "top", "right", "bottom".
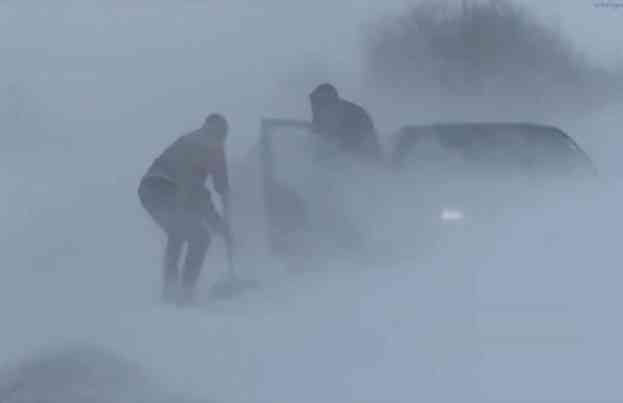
{"left": 1, "top": 1, "right": 623, "bottom": 402}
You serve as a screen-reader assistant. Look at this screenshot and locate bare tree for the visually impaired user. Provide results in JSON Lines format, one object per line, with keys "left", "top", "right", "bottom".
{"left": 365, "top": 0, "right": 619, "bottom": 115}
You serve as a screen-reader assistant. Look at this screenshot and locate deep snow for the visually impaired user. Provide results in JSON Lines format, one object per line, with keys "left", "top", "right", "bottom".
{"left": 1, "top": 2, "right": 623, "bottom": 402}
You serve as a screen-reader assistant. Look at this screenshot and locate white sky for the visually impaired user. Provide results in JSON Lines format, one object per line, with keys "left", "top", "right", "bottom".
{"left": 0, "top": 0, "right": 620, "bottom": 153}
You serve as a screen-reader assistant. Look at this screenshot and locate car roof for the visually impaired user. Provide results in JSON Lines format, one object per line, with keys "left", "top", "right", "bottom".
{"left": 394, "top": 122, "right": 580, "bottom": 151}
{"left": 397, "top": 122, "right": 571, "bottom": 139}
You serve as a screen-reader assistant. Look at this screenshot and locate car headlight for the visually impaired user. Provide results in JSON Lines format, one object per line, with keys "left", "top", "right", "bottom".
{"left": 441, "top": 208, "right": 464, "bottom": 222}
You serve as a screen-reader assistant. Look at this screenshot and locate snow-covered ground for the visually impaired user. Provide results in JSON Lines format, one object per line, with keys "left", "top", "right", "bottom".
{"left": 2, "top": 2, "right": 623, "bottom": 402}
{"left": 1, "top": 103, "right": 622, "bottom": 403}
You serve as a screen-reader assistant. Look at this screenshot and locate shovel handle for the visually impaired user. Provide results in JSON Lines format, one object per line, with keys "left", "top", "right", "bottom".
{"left": 223, "top": 215, "right": 236, "bottom": 278}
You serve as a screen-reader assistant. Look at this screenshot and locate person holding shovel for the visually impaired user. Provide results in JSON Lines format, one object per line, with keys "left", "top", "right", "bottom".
{"left": 138, "top": 113, "right": 231, "bottom": 305}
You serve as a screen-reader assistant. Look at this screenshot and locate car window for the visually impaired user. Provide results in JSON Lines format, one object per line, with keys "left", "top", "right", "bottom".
{"left": 395, "top": 125, "right": 591, "bottom": 177}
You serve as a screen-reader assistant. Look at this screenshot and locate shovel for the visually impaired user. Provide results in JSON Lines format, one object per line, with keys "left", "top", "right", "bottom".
{"left": 209, "top": 211, "right": 258, "bottom": 299}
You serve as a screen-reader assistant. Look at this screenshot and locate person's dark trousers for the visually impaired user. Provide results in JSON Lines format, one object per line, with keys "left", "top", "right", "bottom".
{"left": 138, "top": 176, "right": 214, "bottom": 300}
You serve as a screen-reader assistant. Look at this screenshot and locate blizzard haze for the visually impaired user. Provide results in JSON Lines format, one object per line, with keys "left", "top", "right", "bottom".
{"left": 1, "top": 1, "right": 623, "bottom": 403}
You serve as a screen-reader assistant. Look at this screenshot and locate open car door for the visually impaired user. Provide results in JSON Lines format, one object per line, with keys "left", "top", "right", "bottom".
{"left": 259, "top": 118, "right": 314, "bottom": 258}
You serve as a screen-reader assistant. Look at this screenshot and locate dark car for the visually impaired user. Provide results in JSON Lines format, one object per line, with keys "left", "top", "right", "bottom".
{"left": 255, "top": 120, "right": 597, "bottom": 262}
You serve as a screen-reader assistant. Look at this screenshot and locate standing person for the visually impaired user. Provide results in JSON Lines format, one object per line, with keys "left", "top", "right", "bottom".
{"left": 309, "top": 83, "right": 382, "bottom": 164}
{"left": 306, "top": 83, "right": 383, "bottom": 258}
{"left": 138, "top": 114, "right": 230, "bottom": 304}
